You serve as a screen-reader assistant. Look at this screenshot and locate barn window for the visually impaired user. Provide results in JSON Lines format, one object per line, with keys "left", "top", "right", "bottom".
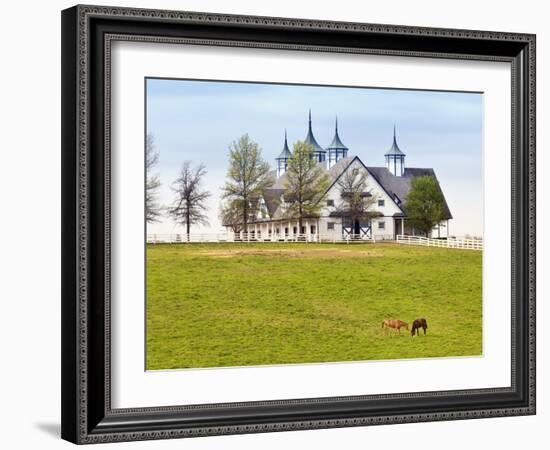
{"left": 327, "top": 199, "right": 334, "bottom": 206}
{"left": 378, "top": 199, "right": 385, "bottom": 207}
{"left": 378, "top": 221, "right": 385, "bottom": 229}
{"left": 327, "top": 222, "right": 335, "bottom": 230}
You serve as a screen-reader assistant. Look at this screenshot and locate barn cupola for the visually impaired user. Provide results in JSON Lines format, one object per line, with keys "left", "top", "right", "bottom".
{"left": 276, "top": 129, "right": 292, "bottom": 177}
{"left": 385, "top": 125, "right": 406, "bottom": 177}
{"left": 326, "top": 116, "right": 349, "bottom": 169}
{"left": 304, "top": 109, "right": 326, "bottom": 163}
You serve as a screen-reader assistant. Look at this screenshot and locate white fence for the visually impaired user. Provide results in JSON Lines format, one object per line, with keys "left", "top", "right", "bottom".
{"left": 146, "top": 232, "right": 394, "bottom": 244}
{"left": 146, "top": 233, "right": 483, "bottom": 250}
{"left": 396, "top": 234, "right": 483, "bottom": 251}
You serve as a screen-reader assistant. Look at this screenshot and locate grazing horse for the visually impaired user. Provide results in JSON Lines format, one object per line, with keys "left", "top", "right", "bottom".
{"left": 411, "top": 318, "right": 428, "bottom": 336}
{"left": 381, "top": 319, "right": 409, "bottom": 334}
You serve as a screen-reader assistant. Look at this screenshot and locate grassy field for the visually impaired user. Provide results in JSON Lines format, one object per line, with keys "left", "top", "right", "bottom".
{"left": 146, "top": 242, "right": 482, "bottom": 370}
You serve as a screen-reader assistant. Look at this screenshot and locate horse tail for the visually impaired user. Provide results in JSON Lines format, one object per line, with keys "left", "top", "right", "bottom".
{"left": 381, "top": 321, "right": 385, "bottom": 328}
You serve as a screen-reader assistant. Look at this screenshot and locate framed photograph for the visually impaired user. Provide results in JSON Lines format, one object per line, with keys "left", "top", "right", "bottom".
{"left": 61, "top": 4, "right": 536, "bottom": 444}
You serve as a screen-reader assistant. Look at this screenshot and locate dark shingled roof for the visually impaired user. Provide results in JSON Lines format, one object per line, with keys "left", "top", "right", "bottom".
{"left": 366, "top": 166, "right": 453, "bottom": 219}
{"left": 268, "top": 156, "right": 353, "bottom": 191}
{"left": 260, "top": 156, "right": 452, "bottom": 221}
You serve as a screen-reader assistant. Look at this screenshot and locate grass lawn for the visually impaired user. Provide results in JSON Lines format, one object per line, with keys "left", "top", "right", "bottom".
{"left": 146, "top": 242, "right": 482, "bottom": 370}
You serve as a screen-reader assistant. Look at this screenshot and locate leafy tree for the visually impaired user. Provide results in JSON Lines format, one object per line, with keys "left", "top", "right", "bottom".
{"left": 221, "top": 134, "right": 271, "bottom": 229}
{"left": 146, "top": 134, "right": 162, "bottom": 223}
{"left": 284, "top": 141, "right": 330, "bottom": 230}
{"left": 168, "top": 161, "right": 211, "bottom": 236}
{"left": 405, "top": 175, "right": 445, "bottom": 236}
{"left": 335, "top": 166, "right": 380, "bottom": 230}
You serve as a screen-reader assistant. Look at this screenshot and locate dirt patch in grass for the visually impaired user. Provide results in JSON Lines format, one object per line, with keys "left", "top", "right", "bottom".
{"left": 195, "top": 248, "right": 385, "bottom": 258}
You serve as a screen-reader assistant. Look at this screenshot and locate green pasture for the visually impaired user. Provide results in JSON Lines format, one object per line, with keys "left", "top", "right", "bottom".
{"left": 146, "top": 242, "right": 482, "bottom": 370}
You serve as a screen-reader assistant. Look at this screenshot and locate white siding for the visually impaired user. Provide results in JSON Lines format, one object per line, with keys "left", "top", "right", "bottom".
{"left": 320, "top": 158, "right": 403, "bottom": 221}
{"left": 372, "top": 217, "right": 395, "bottom": 240}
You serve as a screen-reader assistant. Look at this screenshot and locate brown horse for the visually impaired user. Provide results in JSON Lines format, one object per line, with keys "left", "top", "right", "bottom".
{"left": 411, "top": 318, "right": 428, "bottom": 336}
{"left": 381, "top": 319, "right": 409, "bottom": 334}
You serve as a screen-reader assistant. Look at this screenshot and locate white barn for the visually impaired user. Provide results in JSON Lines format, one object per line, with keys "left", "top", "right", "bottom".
{"left": 239, "top": 112, "right": 452, "bottom": 241}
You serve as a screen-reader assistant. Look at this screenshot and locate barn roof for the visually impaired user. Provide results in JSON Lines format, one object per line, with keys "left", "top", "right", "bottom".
{"left": 261, "top": 156, "right": 452, "bottom": 221}
{"left": 366, "top": 166, "right": 453, "bottom": 219}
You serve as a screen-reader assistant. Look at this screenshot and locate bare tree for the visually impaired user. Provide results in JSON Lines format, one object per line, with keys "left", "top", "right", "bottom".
{"left": 221, "top": 134, "right": 271, "bottom": 229}
{"left": 335, "top": 167, "right": 380, "bottom": 231}
{"left": 168, "top": 161, "right": 211, "bottom": 237}
{"left": 284, "top": 141, "right": 330, "bottom": 230}
{"left": 146, "top": 134, "right": 162, "bottom": 223}
{"left": 219, "top": 199, "right": 245, "bottom": 234}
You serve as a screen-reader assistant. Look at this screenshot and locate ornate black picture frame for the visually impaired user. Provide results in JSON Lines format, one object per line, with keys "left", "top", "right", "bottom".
{"left": 61, "top": 4, "right": 536, "bottom": 444}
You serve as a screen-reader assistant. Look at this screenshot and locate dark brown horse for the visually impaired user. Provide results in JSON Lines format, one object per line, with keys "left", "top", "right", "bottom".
{"left": 411, "top": 318, "right": 428, "bottom": 336}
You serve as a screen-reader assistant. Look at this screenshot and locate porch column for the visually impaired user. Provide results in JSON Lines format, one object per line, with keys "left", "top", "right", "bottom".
{"left": 317, "top": 219, "right": 320, "bottom": 241}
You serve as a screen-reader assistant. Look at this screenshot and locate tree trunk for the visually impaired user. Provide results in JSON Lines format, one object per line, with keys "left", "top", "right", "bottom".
{"left": 186, "top": 210, "right": 190, "bottom": 242}
{"left": 243, "top": 197, "right": 248, "bottom": 234}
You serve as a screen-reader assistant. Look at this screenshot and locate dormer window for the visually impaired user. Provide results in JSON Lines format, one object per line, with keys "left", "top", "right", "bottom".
{"left": 393, "top": 194, "right": 401, "bottom": 205}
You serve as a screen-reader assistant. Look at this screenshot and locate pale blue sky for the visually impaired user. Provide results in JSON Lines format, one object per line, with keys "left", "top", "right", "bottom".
{"left": 146, "top": 78, "right": 483, "bottom": 237}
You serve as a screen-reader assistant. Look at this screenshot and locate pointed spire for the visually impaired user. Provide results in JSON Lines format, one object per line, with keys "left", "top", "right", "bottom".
{"left": 303, "top": 110, "right": 325, "bottom": 154}
{"left": 276, "top": 129, "right": 291, "bottom": 159}
{"left": 385, "top": 122, "right": 405, "bottom": 156}
{"left": 327, "top": 115, "right": 348, "bottom": 150}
